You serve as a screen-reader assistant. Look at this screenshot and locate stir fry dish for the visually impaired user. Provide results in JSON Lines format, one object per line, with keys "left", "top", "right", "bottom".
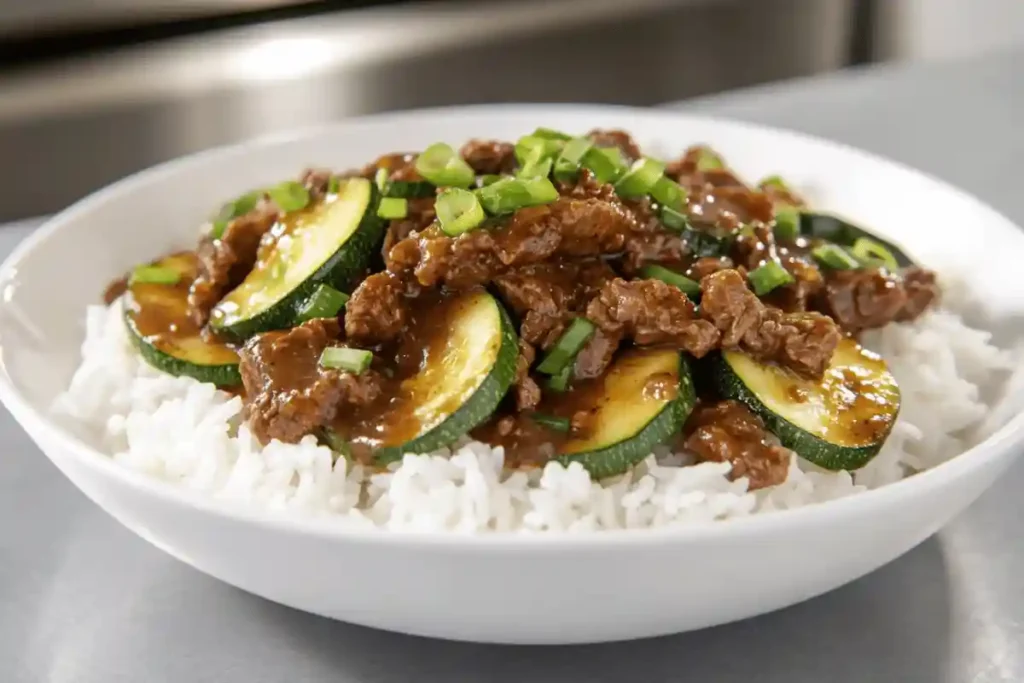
{"left": 112, "top": 127, "right": 939, "bottom": 490}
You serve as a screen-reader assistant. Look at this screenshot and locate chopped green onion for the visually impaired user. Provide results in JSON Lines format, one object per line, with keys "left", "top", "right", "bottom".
{"left": 514, "top": 135, "right": 563, "bottom": 166}
{"left": 615, "top": 157, "right": 666, "bottom": 198}
{"left": 553, "top": 137, "right": 594, "bottom": 182}
{"left": 536, "top": 318, "right": 596, "bottom": 376}
{"left": 811, "top": 244, "right": 860, "bottom": 270}
{"left": 660, "top": 206, "right": 689, "bottom": 233}
{"left": 640, "top": 265, "right": 700, "bottom": 298}
{"left": 532, "top": 127, "right": 573, "bottom": 141}
{"left": 581, "top": 146, "right": 627, "bottom": 183}
{"left": 415, "top": 142, "right": 475, "bottom": 187}
{"left": 319, "top": 429, "right": 351, "bottom": 460}
{"left": 267, "top": 181, "right": 311, "bottom": 213}
{"left": 130, "top": 265, "right": 180, "bottom": 286}
{"left": 319, "top": 347, "right": 373, "bottom": 374}
{"left": 297, "top": 284, "right": 350, "bottom": 322}
{"left": 773, "top": 207, "right": 800, "bottom": 241}
{"left": 650, "top": 176, "right": 686, "bottom": 210}
{"left": 695, "top": 146, "right": 724, "bottom": 172}
{"left": 758, "top": 175, "right": 788, "bottom": 191}
{"left": 850, "top": 237, "right": 900, "bottom": 271}
{"left": 476, "top": 177, "right": 558, "bottom": 215}
{"left": 373, "top": 167, "right": 388, "bottom": 191}
{"left": 531, "top": 413, "right": 571, "bottom": 433}
{"left": 517, "top": 157, "right": 553, "bottom": 180}
{"left": 377, "top": 197, "right": 408, "bottom": 220}
{"left": 210, "top": 189, "right": 263, "bottom": 239}
{"left": 547, "top": 365, "right": 572, "bottom": 392}
{"left": 436, "top": 188, "right": 486, "bottom": 235}
{"left": 747, "top": 260, "right": 794, "bottom": 296}
{"left": 478, "top": 174, "right": 504, "bottom": 187}
{"left": 328, "top": 175, "right": 342, "bottom": 194}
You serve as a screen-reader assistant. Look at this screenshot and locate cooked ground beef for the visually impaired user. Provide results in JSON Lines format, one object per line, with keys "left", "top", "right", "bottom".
{"left": 187, "top": 197, "right": 279, "bottom": 326}
{"left": 299, "top": 167, "right": 334, "bottom": 199}
{"left": 700, "top": 269, "right": 840, "bottom": 378}
{"left": 382, "top": 197, "right": 436, "bottom": 259}
{"left": 684, "top": 400, "right": 791, "bottom": 490}
{"left": 344, "top": 272, "right": 409, "bottom": 345}
{"left": 587, "top": 128, "right": 642, "bottom": 163}
{"left": 513, "top": 340, "right": 542, "bottom": 411}
{"left": 819, "top": 265, "right": 939, "bottom": 333}
{"left": 460, "top": 139, "right": 516, "bottom": 175}
{"left": 573, "top": 328, "right": 621, "bottom": 380}
{"left": 239, "top": 318, "right": 383, "bottom": 444}
{"left": 586, "top": 278, "right": 721, "bottom": 357}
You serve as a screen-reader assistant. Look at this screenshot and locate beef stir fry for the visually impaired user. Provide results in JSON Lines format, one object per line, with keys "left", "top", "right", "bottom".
{"left": 117, "top": 128, "right": 937, "bottom": 489}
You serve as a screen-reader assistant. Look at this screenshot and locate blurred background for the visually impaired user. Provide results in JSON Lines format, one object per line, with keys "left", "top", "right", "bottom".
{"left": 0, "top": 0, "right": 1021, "bottom": 223}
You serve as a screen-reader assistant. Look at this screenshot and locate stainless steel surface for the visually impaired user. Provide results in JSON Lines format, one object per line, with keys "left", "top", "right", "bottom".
{"left": 0, "top": 0, "right": 853, "bottom": 221}
{"left": 1, "top": 48, "right": 1022, "bottom": 682}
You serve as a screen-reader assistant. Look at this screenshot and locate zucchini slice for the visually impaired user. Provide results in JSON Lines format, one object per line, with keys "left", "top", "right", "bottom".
{"left": 799, "top": 212, "right": 915, "bottom": 267}
{"left": 123, "top": 252, "right": 241, "bottom": 386}
{"left": 209, "top": 177, "right": 385, "bottom": 341}
{"left": 553, "top": 349, "right": 696, "bottom": 480}
{"left": 711, "top": 337, "right": 900, "bottom": 471}
{"left": 332, "top": 290, "right": 519, "bottom": 464}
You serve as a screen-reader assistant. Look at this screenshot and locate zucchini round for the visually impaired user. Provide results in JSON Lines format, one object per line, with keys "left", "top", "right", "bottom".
{"left": 333, "top": 290, "right": 519, "bottom": 465}
{"left": 711, "top": 337, "right": 900, "bottom": 471}
{"left": 123, "top": 252, "right": 241, "bottom": 386}
{"left": 209, "top": 177, "right": 385, "bottom": 342}
{"left": 554, "top": 349, "right": 696, "bottom": 480}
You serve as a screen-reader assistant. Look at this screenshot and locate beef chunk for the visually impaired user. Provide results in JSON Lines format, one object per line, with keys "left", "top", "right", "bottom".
{"left": 460, "top": 139, "right": 516, "bottom": 175}
{"left": 685, "top": 400, "right": 791, "bottom": 490}
{"left": 587, "top": 128, "right": 642, "bottom": 163}
{"left": 586, "top": 278, "right": 721, "bottom": 357}
{"left": 513, "top": 340, "right": 542, "bottom": 411}
{"left": 362, "top": 152, "right": 422, "bottom": 181}
{"left": 239, "top": 318, "right": 382, "bottom": 444}
{"left": 299, "top": 167, "right": 334, "bottom": 200}
{"left": 573, "top": 328, "right": 621, "bottom": 380}
{"left": 187, "top": 198, "right": 279, "bottom": 326}
{"left": 382, "top": 197, "right": 436, "bottom": 259}
{"left": 700, "top": 269, "right": 840, "bottom": 378}
{"left": 819, "top": 265, "right": 939, "bottom": 332}
{"left": 344, "top": 272, "right": 409, "bottom": 344}
{"left": 898, "top": 266, "right": 940, "bottom": 321}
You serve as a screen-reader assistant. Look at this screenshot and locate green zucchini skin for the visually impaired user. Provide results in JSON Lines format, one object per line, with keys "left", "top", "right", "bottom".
{"left": 799, "top": 212, "right": 915, "bottom": 267}
{"left": 123, "top": 252, "right": 241, "bottom": 386}
{"left": 210, "top": 177, "right": 386, "bottom": 342}
{"left": 709, "top": 341, "right": 901, "bottom": 471}
{"left": 554, "top": 351, "right": 697, "bottom": 480}
{"left": 386, "top": 180, "right": 436, "bottom": 199}
{"left": 372, "top": 293, "right": 520, "bottom": 465}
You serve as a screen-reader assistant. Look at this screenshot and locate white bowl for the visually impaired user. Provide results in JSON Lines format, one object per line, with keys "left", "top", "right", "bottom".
{"left": 2, "top": 105, "right": 1023, "bottom": 645}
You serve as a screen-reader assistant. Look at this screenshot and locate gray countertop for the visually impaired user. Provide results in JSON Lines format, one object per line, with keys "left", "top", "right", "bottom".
{"left": 2, "top": 48, "right": 1023, "bottom": 682}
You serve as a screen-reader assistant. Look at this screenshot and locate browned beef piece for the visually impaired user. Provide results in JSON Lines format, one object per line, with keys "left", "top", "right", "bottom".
{"left": 299, "top": 167, "right": 333, "bottom": 199}
{"left": 382, "top": 197, "right": 436, "bottom": 259}
{"left": 240, "top": 318, "right": 382, "bottom": 444}
{"left": 586, "top": 278, "right": 721, "bottom": 357}
{"left": 513, "top": 341, "right": 541, "bottom": 411}
{"left": 573, "top": 328, "right": 622, "bottom": 380}
{"left": 460, "top": 139, "right": 516, "bottom": 175}
{"left": 492, "top": 260, "right": 614, "bottom": 349}
{"left": 344, "top": 272, "right": 409, "bottom": 345}
{"left": 103, "top": 276, "right": 128, "bottom": 305}
{"left": 700, "top": 269, "right": 840, "bottom": 378}
{"left": 686, "top": 256, "right": 737, "bottom": 281}
{"left": 386, "top": 197, "right": 637, "bottom": 288}
{"left": 187, "top": 198, "right": 279, "bottom": 326}
{"left": 684, "top": 400, "right": 791, "bottom": 490}
{"left": 819, "top": 266, "right": 939, "bottom": 332}
{"left": 361, "top": 152, "right": 422, "bottom": 181}
{"left": 587, "top": 128, "right": 642, "bottom": 163}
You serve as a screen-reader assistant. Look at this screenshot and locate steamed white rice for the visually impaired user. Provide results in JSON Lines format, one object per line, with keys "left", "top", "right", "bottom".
{"left": 53, "top": 292, "right": 1016, "bottom": 533}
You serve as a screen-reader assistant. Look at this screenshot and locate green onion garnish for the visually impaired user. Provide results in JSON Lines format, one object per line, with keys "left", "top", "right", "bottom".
{"left": 695, "top": 146, "right": 724, "bottom": 172}
{"left": 517, "top": 157, "right": 553, "bottom": 180}
{"left": 267, "top": 181, "right": 311, "bottom": 213}
{"left": 758, "top": 175, "right": 788, "bottom": 191}
{"left": 531, "top": 413, "right": 571, "bottom": 433}
{"left": 476, "top": 177, "right": 558, "bottom": 215}
{"left": 478, "top": 174, "right": 504, "bottom": 187}
{"left": 328, "top": 175, "right": 342, "bottom": 194}
{"left": 747, "top": 260, "right": 794, "bottom": 296}
{"left": 377, "top": 197, "right": 408, "bottom": 220}
{"left": 415, "top": 142, "right": 475, "bottom": 188}
{"left": 514, "top": 135, "right": 563, "bottom": 166}
{"left": 210, "top": 189, "right": 263, "bottom": 239}
{"left": 130, "top": 265, "right": 180, "bottom": 286}
{"left": 660, "top": 206, "right": 689, "bottom": 233}
{"left": 373, "top": 168, "right": 388, "bottom": 191}
{"left": 553, "top": 137, "right": 594, "bottom": 182}
{"left": 650, "top": 176, "right": 686, "bottom": 210}
{"left": 850, "top": 237, "right": 900, "bottom": 271}
{"left": 640, "top": 264, "right": 700, "bottom": 298}
{"left": 547, "top": 365, "right": 572, "bottom": 392}
{"left": 615, "top": 157, "right": 666, "bottom": 198}
{"left": 319, "top": 347, "right": 373, "bottom": 374}
{"left": 811, "top": 244, "right": 860, "bottom": 270}
{"left": 536, "top": 317, "right": 596, "bottom": 376}
{"left": 436, "top": 187, "right": 486, "bottom": 236}
{"left": 773, "top": 207, "right": 800, "bottom": 242}
{"left": 319, "top": 429, "right": 351, "bottom": 460}
{"left": 581, "top": 146, "right": 627, "bottom": 183}
{"left": 297, "top": 284, "right": 350, "bottom": 322}
{"left": 532, "top": 127, "right": 573, "bottom": 141}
